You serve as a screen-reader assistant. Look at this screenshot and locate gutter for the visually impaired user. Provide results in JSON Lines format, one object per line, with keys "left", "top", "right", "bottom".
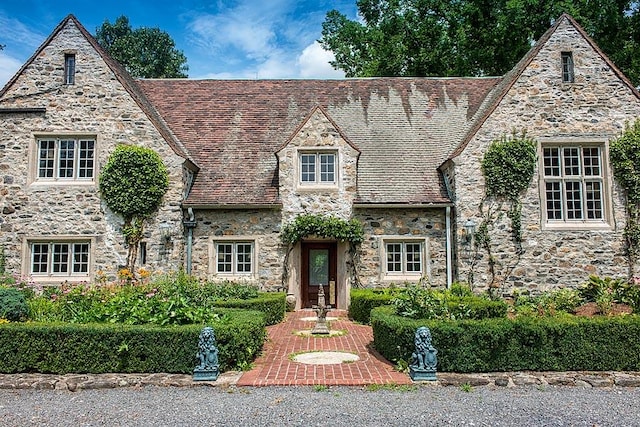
{"left": 183, "top": 208, "right": 197, "bottom": 274}
{"left": 446, "top": 206, "right": 453, "bottom": 288}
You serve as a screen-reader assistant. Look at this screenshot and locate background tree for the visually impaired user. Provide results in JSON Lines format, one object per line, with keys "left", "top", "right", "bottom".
{"left": 95, "top": 15, "right": 188, "bottom": 78}
{"left": 99, "top": 145, "right": 169, "bottom": 273}
{"left": 320, "top": 0, "right": 640, "bottom": 86}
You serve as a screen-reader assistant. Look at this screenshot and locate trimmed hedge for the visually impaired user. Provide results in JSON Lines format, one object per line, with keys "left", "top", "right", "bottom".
{"left": 214, "top": 291, "right": 285, "bottom": 325}
{"left": 349, "top": 289, "right": 396, "bottom": 323}
{"left": 0, "top": 308, "right": 266, "bottom": 374}
{"left": 371, "top": 306, "right": 640, "bottom": 372}
{"left": 349, "top": 289, "right": 507, "bottom": 324}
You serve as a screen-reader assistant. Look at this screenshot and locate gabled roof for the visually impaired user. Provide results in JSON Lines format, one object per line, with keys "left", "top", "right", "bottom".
{"left": 446, "top": 13, "right": 640, "bottom": 162}
{"left": 276, "top": 105, "right": 361, "bottom": 155}
{"left": 0, "top": 15, "right": 196, "bottom": 168}
{"left": 138, "top": 78, "right": 500, "bottom": 206}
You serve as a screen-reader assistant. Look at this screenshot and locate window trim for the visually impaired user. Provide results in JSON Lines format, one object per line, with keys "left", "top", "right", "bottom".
{"left": 64, "top": 53, "right": 76, "bottom": 85}
{"left": 539, "top": 139, "right": 613, "bottom": 230}
{"left": 209, "top": 236, "right": 258, "bottom": 279}
{"left": 23, "top": 236, "right": 95, "bottom": 282}
{"left": 561, "top": 51, "right": 575, "bottom": 83}
{"left": 378, "top": 237, "right": 429, "bottom": 281}
{"left": 30, "top": 134, "right": 97, "bottom": 185}
{"left": 297, "top": 149, "right": 338, "bottom": 188}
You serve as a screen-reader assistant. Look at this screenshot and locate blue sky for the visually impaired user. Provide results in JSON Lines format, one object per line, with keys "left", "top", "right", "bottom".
{"left": 0, "top": 0, "right": 359, "bottom": 86}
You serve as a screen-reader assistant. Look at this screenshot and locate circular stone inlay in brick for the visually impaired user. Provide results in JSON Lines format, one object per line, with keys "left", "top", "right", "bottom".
{"left": 292, "top": 351, "right": 360, "bottom": 365}
{"left": 295, "top": 329, "right": 346, "bottom": 337}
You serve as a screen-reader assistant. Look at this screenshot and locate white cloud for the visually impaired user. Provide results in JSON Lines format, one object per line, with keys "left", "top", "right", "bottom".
{"left": 297, "top": 42, "right": 344, "bottom": 79}
{"left": 0, "top": 14, "right": 46, "bottom": 48}
{"left": 0, "top": 53, "right": 23, "bottom": 89}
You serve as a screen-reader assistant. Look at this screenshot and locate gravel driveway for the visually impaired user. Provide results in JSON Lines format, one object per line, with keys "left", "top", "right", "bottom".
{"left": 2, "top": 385, "right": 639, "bottom": 426}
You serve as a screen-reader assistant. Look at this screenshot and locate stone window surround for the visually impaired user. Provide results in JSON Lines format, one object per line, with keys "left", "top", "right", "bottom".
{"left": 561, "top": 51, "right": 575, "bottom": 83}
{"left": 208, "top": 235, "right": 258, "bottom": 279}
{"left": 537, "top": 137, "right": 613, "bottom": 231}
{"left": 296, "top": 147, "right": 339, "bottom": 191}
{"left": 28, "top": 132, "right": 98, "bottom": 186}
{"left": 377, "top": 236, "right": 430, "bottom": 283}
{"left": 21, "top": 235, "right": 96, "bottom": 283}
{"left": 64, "top": 51, "right": 76, "bottom": 85}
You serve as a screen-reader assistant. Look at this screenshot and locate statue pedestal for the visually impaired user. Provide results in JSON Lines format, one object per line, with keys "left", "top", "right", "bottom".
{"left": 409, "top": 366, "right": 437, "bottom": 382}
{"left": 193, "top": 368, "right": 219, "bottom": 381}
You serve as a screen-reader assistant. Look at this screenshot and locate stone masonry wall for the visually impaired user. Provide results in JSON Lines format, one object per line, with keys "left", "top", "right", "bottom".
{"left": 277, "top": 108, "right": 359, "bottom": 223}
{"left": 189, "top": 209, "right": 283, "bottom": 291}
{"left": 453, "top": 19, "right": 640, "bottom": 293}
{"left": 355, "top": 208, "right": 448, "bottom": 287}
{"left": 0, "top": 20, "right": 186, "bottom": 283}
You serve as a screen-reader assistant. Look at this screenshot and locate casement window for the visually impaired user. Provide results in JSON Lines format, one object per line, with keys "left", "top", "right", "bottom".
{"left": 36, "top": 137, "right": 95, "bottom": 181}
{"left": 215, "top": 242, "right": 254, "bottom": 275}
{"left": 299, "top": 151, "right": 336, "bottom": 185}
{"left": 542, "top": 145, "right": 607, "bottom": 224}
{"left": 64, "top": 53, "right": 76, "bottom": 85}
{"left": 561, "top": 51, "right": 574, "bottom": 83}
{"left": 385, "top": 241, "right": 423, "bottom": 275}
{"left": 30, "top": 241, "right": 90, "bottom": 277}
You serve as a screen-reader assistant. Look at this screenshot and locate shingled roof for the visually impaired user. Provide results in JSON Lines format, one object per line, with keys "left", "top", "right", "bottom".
{"left": 138, "top": 78, "right": 500, "bottom": 206}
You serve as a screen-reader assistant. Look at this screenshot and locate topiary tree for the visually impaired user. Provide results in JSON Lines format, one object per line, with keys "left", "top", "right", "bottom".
{"left": 610, "top": 118, "right": 640, "bottom": 277}
{"left": 99, "top": 145, "right": 169, "bottom": 273}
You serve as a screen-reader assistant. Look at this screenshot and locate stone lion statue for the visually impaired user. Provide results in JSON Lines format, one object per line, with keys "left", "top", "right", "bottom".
{"left": 195, "top": 326, "right": 219, "bottom": 371}
{"left": 410, "top": 326, "right": 437, "bottom": 371}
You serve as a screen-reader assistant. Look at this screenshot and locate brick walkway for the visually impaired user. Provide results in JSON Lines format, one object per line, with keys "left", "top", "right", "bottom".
{"left": 237, "top": 310, "right": 412, "bottom": 386}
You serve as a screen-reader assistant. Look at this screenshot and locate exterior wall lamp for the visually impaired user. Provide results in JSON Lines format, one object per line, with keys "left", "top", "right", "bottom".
{"left": 463, "top": 219, "right": 476, "bottom": 246}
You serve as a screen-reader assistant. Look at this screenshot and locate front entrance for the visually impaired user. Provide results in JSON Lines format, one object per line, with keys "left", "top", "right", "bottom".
{"left": 301, "top": 242, "right": 337, "bottom": 308}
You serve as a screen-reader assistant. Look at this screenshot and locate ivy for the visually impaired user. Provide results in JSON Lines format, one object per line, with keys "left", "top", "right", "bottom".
{"left": 480, "top": 130, "right": 536, "bottom": 246}
{"left": 472, "top": 131, "right": 536, "bottom": 292}
{"left": 99, "top": 145, "right": 169, "bottom": 273}
{"left": 280, "top": 214, "right": 364, "bottom": 290}
{"left": 280, "top": 214, "right": 364, "bottom": 245}
{"left": 610, "top": 118, "right": 640, "bottom": 275}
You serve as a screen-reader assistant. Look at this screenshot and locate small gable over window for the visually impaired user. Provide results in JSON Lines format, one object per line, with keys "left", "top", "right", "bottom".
{"left": 561, "top": 51, "right": 574, "bottom": 83}
{"left": 64, "top": 53, "right": 76, "bottom": 85}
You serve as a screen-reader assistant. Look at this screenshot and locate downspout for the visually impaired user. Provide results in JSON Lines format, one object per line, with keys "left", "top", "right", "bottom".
{"left": 183, "top": 207, "right": 197, "bottom": 274}
{"left": 446, "top": 206, "right": 453, "bottom": 288}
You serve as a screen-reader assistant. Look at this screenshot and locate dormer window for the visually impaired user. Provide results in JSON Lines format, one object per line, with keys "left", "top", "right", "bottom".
{"left": 64, "top": 53, "right": 76, "bottom": 85}
{"left": 561, "top": 51, "right": 574, "bottom": 83}
{"left": 299, "top": 151, "right": 336, "bottom": 185}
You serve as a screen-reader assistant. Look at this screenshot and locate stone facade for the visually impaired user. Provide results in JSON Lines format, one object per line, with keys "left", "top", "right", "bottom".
{"left": 2, "top": 14, "right": 639, "bottom": 306}
{"left": 0, "top": 19, "right": 186, "bottom": 283}
{"left": 451, "top": 19, "right": 640, "bottom": 293}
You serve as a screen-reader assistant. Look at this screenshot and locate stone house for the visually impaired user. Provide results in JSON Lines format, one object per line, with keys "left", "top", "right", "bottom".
{"left": 0, "top": 14, "right": 638, "bottom": 309}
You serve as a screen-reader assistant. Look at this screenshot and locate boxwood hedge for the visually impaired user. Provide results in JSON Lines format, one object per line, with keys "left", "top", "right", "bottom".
{"left": 371, "top": 306, "right": 640, "bottom": 372}
{"left": 0, "top": 308, "right": 266, "bottom": 374}
{"left": 214, "top": 291, "right": 285, "bottom": 326}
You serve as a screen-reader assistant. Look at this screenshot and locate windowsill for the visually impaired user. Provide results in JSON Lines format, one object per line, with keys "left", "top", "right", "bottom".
{"left": 296, "top": 185, "right": 338, "bottom": 193}
{"left": 381, "top": 274, "right": 424, "bottom": 283}
{"left": 29, "top": 275, "right": 91, "bottom": 285}
{"left": 211, "top": 273, "right": 257, "bottom": 281}
{"left": 542, "top": 221, "right": 612, "bottom": 232}
{"left": 29, "top": 180, "right": 95, "bottom": 187}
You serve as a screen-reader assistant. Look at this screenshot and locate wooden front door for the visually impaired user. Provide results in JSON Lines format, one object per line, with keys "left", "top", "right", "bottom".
{"left": 301, "top": 242, "right": 337, "bottom": 308}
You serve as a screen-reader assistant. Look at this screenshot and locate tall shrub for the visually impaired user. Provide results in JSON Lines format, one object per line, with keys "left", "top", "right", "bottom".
{"left": 99, "top": 145, "right": 168, "bottom": 272}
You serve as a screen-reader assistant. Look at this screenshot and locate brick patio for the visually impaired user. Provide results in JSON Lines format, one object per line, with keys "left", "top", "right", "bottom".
{"left": 237, "top": 310, "right": 412, "bottom": 386}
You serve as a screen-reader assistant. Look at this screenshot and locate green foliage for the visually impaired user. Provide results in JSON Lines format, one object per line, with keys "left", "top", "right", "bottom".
{"left": 320, "top": 1, "right": 640, "bottom": 87}
{"left": 390, "top": 285, "right": 508, "bottom": 320}
{"left": 99, "top": 145, "right": 169, "bottom": 221}
{"left": 349, "top": 288, "right": 400, "bottom": 323}
{"left": 280, "top": 214, "right": 364, "bottom": 245}
{"left": 482, "top": 131, "right": 537, "bottom": 202}
{"left": 0, "top": 287, "right": 28, "bottom": 321}
{"left": 578, "top": 275, "right": 640, "bottom": 312}
{"left": 610, "top": 119, "right": 640, "bottom": 263}
{"left": 95, "top": 15, "right": 188, "bottom": 78}
{"left": 26, "top": 273, "right": 284, "bottom": 326}
{"left": 513, "top": 288, "right": 584, "bottom": 316}
{"left": 0, "top": 309, "right": 265, "bottom": 373}
{"left": 371, "top": 306, "right": 640, "bottom": 372}
{"left": 99, "top": 144, "right": 169, "bottom": 271}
